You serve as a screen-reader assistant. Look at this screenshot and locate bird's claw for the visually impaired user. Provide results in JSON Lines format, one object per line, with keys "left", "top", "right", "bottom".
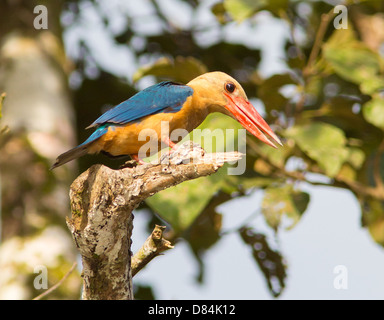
{"left": 119, "top": 159, "right": 139, "bottom": 169}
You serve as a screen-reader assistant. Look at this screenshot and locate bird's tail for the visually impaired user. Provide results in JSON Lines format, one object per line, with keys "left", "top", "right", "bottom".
{"left": 51, "top": 125, "right": 109, "bottom": 170}
{"left": 50, "top": 145, "right": 89, "bottom": 170}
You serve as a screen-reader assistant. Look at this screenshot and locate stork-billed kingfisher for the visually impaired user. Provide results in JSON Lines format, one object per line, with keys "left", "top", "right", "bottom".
{"left": 51, "top": 72, "right": 282, "bottom": 169}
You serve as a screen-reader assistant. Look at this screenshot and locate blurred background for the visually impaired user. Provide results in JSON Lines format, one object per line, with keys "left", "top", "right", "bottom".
{"left": 0, "top": 0, "right": 384, "bottom": 299}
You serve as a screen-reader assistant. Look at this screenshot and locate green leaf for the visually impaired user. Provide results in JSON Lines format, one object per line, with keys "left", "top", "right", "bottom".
{"left": 346, "top": 147, "right": 365, "bottom": 170}
{"left": 211, "top": 2, "right": 229, "bottom": 24}
{"left": 188, "top": 113, "right": 243, "bottom": 153}
{"left": 363, "top": 95, "right": 384, "bottom": 130}
{"left": 257, "top": 74, "right": 295, "bottom": 114}
{"left": 256, "top": 142, "right": 292, "bottom": 168}
{"left": 261, "top": 185, "right": 309, "bottom": 231}
{"left": 145, "top": 169, "right": 227, "bottom": 233}
{"left": 233, "top": 176, "right": 282, "bottom": 191}
{"left": 264, "top": 0, "right": 289, "bottom": 16}
{"left": 285, "top": 122, "right": 349, "bottom": 177}
{"left": 133, "top": 56, "right": 208, "bottom": 84}
{"left": 224, "top": 0, "right": 266, "bottom": 21}
{"left": 360, "top": 197, "right": 384, "bottom": 247}
{"left": 133, "top": 285, "right": 156, "bottom": 300}
{"left": 223, "top": 0, "right": 288, "bottom": 21}
{"left": 323, "top": 28, "right": 384, "bottom": 95}
{"left": 239, "top": 227, "right": 287, "bottom": 297}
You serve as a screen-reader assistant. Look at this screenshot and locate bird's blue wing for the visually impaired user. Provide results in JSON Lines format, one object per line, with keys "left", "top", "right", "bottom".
{"left": 79, "top": 124, "right": 109, "bottom": 146}
{"left": 87, "top": 81, "right": 194, "bottom": 128}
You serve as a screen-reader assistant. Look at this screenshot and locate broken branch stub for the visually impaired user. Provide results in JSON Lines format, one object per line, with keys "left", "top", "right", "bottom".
{"left": 131, "top": 224, "right": 174, "bottom": 277}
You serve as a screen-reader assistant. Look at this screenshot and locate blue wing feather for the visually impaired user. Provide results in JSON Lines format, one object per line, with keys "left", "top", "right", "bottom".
{"left": 79, "top": 124, "right": 109, "bottom": 146}
{"left": 88, "top": 81, "right": 194, "bottom": 128}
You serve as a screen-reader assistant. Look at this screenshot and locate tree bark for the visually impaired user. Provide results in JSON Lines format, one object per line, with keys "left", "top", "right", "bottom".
{"left": 67, "top": 143, "right": 243, "bottom": 300}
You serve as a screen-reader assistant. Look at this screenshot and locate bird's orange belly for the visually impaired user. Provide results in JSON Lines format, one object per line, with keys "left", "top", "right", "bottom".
{"left": 87, "top": 111, "right": 195, "bottom": 157}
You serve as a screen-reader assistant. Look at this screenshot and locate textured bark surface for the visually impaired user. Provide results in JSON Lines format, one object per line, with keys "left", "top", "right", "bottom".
{"left": 67, "top": 144, "right": 243, "bottom": 300}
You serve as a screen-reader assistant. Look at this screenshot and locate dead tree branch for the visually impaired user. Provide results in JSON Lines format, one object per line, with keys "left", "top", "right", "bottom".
{"left": 66, "top": 142, "right": 243, "bottom": 300}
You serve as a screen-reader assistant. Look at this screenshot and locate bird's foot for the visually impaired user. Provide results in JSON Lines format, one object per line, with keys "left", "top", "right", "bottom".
{"left": 119, "top": 154, "right": 146, "bottom": 169}
{"left": 132, "top": 154, "right": 146, "bottom": 165}
{"left": 119, "top": 159, "right": 139, "bottom": 169}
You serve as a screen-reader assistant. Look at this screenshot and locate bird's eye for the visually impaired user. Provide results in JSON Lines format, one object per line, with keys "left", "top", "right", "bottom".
{"left": 225, "top": 82, "right": 236, "bottom": 93}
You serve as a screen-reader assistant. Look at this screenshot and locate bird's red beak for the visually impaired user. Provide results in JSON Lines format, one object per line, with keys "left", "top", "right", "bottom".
{"left": 224, "top": 93, "right": 282, "bottom": 148}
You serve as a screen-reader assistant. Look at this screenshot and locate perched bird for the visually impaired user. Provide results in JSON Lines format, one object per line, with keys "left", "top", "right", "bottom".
{"left": 51, "top": 71, "right": 282, "bottom": 169}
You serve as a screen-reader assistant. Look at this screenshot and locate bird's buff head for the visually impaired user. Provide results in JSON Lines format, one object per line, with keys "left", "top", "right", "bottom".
{"left": 188, "top": 72, "right": 282, "bottom": 148}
